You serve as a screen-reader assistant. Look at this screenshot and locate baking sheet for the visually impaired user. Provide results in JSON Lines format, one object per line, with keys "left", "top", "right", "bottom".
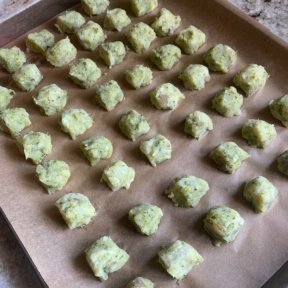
{"left": 0, "top": 0, "right": 288, "bottom": 287}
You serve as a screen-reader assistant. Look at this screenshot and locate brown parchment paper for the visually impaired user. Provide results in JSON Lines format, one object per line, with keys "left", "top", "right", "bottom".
{"left": 0, "top": 1, "right": 288, "bottom": 287}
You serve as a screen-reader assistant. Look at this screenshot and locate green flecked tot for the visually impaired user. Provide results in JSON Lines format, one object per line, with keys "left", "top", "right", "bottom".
{"left": 242, "top": 119, "right": 277, "bottom": 148}
{"left": 26, "top": 29, "right": 55, "bottom": 54}
{"left": 126, "top": 277, "right": 154, "bottom": 288}
{"left": 56, "top": 192, "right": 96, "bottom": 229}
{"left": 130, "top": 0, "right": 158, "bottom": 17}
{"left": 176, "top": 25, "right": 206, "bottom": 55}
{"left": 204, "top": 44, "right": 237, "bottom": 73}
{"left": 244, "top": 176, "right": 278, "bottom": 213}
{"left": 12, "top": 64, "right": 43, "bottom": 92}
{"left": 46, "top": 37, "right": 77, "bottom": 67}
{"left": 166, "top": 175, "right": 209, "bottom": 208}
{"left": 119, "top": 110, "right": 150, "bottom": 141}
{"left": 125, "top": 65, "right": 153, "bottom": 89}
{"left": 277, "top": 150, "right": 288, "bottom": 176}
{"left": 60, "top": 108, "right": 93, "bottom": 140}
{"left": 203, "top": 206, "right": 244, "bottom": 246}
{"left": 69, "top": 58, "right": 102, "bottom": 89}
{"left": 81, "top": 0, "right": 110, "bottom": 16}
{"left": 0, "top": 47, "right": 26, "bottom": 73}
{"left": 55, "top": 10, "right": 85, "bottom": 34}
{"left": 85, "top": 236, "right": 129, "bottom": 281}
{"left": 269, "top": 94, "right": 288, "bottom": 127}
{"left": 80, "top": 136, "right": 113, "bottom": 166}
{"left": 151, "top": 8, "right": 181, "bottom": 37}
{"left": 0, "top": 107, "right": 31, "bottom": 136}
{"left": 184, "top": 111, "right": 213, "bottom": 139}
{"left": 233, "top": 64, "right": 269, "bottom": 96}
{"left": 150, "top": 83, "right": 184, "bottom": 110}
{"left": 95, "top": 80, "right": 124, "bottom": 111}
{"left": 99, "top": 41, "right": 126, "bottom": 68}
{"left": 22, "top": 131, "right": 52, "bottom": 164}
{"left": 36, "top": 160, "right": 71, "bottom": 194}
{"left": 104, "top": 8, "right": 131, "bottom": 32}
{"left": 179, "top": 64, "right": 210, "bottom": 90}
{"left": 150, "top": 44, "right": 181, "bottom": 71}
{"left": 127, "top": 22, "right": 156, "bottom": 53}
{"left": 209, "top": 141, "right": 249, "bottom": 174}
{"left": 129, "top": 203, "right": 163, "bottom": 235}
{"left": 158, "top": 240, "right": 203, "bottom": 280}
{"left": 101, "top": 160, "right": 135, "bottom": 191}
{"left": 33, "top": 84, "right": 68, "bottom": 116}
{"left": 211, "top": 86, "right": 243, "bottom": 117}
{"left": 140, "top": 134, "right": 172, "bottom": 167}
{"left": 76, "top": 21, "right": 106, "bottom": 51}
{"left": 0, "top": 86, "right": 15, "bottom": 111}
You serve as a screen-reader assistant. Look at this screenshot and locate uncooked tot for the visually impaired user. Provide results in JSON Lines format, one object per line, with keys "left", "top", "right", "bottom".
{"left": 242, "top": 119, "right": 277, "bottom": 148}
{"left": 140, "top": 134, "right": 172, "bottom": 167}
{"left": 204, "top": 44, "right": 237, "bottom": 73}
{"left": 158, "top": 240, "right": 203, "bottom": 280}
{"left": 0, "top": 107, "right": 31, "bottom": 136}
{"left": 55, "top": 192, "right": 96, "bottom": 229}
{"left": 127, "top": 22, "right": 156, "bottom": 54}
{"left": 119, "top": 110, "right": 150, "bottom": 141}
{"left": 233, "top": 64, "right": 269, "bottom": 96}
{"left": 130, "top": 0, "right": 158, "bottom": 17}
{"left": 12, "top": 64, "right": 43, "bottom": 92}
{"left": 209, "top": 141, "right": 249, "bottom": 174}
{"left": 22, "top": 131, "right": 52, "bottom": 164}
{"left": 150, "top": 44, "right": 181, "bottom": 71}
{"left": 128, "top": 203, "right": 163, "bottom": 235}
{"left": 85, "top": 236, "right": 129, "bottom": 281}
{"left": 81, "top": 0, "right": 110, "bottom": 16}
{"left": 0, "top": 86, "right": 15, "bottom": 111}
{"left": 184, "top": 111, "right": 213, "bottom": 139}
{"left": 80, "top": 136, "right": 113, "bottom": 166}
{"left": 203, "top": 206, "right": 244, "bottom": 246}
{"left": 151, "top": 8, "right": 181, "bottom": 37}
{"left": 33, "top": 84, "right": 68, "bottom": 116}
{"left": 277, "top": 150, "right": 288, "bottom": 176}
{"left": 166, "top": 175, "right": 209, "bottom": 207}
{"left": 95, "top": 80, "right": 124, "bottom": 111}
{"left": 46, "top": 37, "right": 77, "bottom": 67}
{"left": 101, "top": 160, "right": 135, "bottom": 191}
{"left": 104, "top": 8, "right": 131, "bottom": 32}
{"left": 0, "top": 46, "right": 26, "bottom": 73}
{"left": 269, "top": 94, "right": 288, "bottom": 127}
{"left": 26, "top": 29, "right": 55, "bottom": 54}
{"left": 211, "top": 86, "right": 243, "bottom": 117}
{"left": 125, "top": 65, "right": 153, "bottom": 89}
{"left": 125, "top": 277, "right": 154, "bottom": 288}
{"left": 36, "top": 160, "right": 71, "bottom": 194}
{"left": 76, "top": 21, "right": 106, "bottom": 51}
{"left": 150, "top": 83, "right": 184, "bottom": 110}
{"left": 179, "top": 64, "right": 210, "bottom": 90}
{"left": 243, "top": 176, "right": 278, "bottom": 213}
{"left": 69, "top": 58, "right": 101, "bottom": 89}
{"left": 176, "top": 25, "right": 206, "bottom": 55}
{"left": 98, "top": 41, "right": 126, "bottom": 68}
{"left": 55, "top": 10, "right": 85, "bottom": 34}
{"left": 60, "top": 108, "right": 93, "bottom": 140}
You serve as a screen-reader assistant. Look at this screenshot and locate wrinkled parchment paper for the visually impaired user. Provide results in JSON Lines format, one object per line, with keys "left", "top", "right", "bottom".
{"left": 0, "top": 0, "right": 288, "bottom": 287}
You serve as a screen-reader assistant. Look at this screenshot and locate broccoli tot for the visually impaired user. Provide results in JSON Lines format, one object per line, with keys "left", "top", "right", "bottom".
{"left": 203, "top": 206, "right": 244, "bottom": 246}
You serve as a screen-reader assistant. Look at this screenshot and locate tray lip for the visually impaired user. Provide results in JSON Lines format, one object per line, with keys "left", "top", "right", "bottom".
{"left": 0, "top": 0, "right": 287, "bottom": 287}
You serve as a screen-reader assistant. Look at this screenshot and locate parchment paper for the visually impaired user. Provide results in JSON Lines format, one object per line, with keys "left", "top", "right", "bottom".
{"left": 0, "top": 0, "right": 288, "bottom": 287}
